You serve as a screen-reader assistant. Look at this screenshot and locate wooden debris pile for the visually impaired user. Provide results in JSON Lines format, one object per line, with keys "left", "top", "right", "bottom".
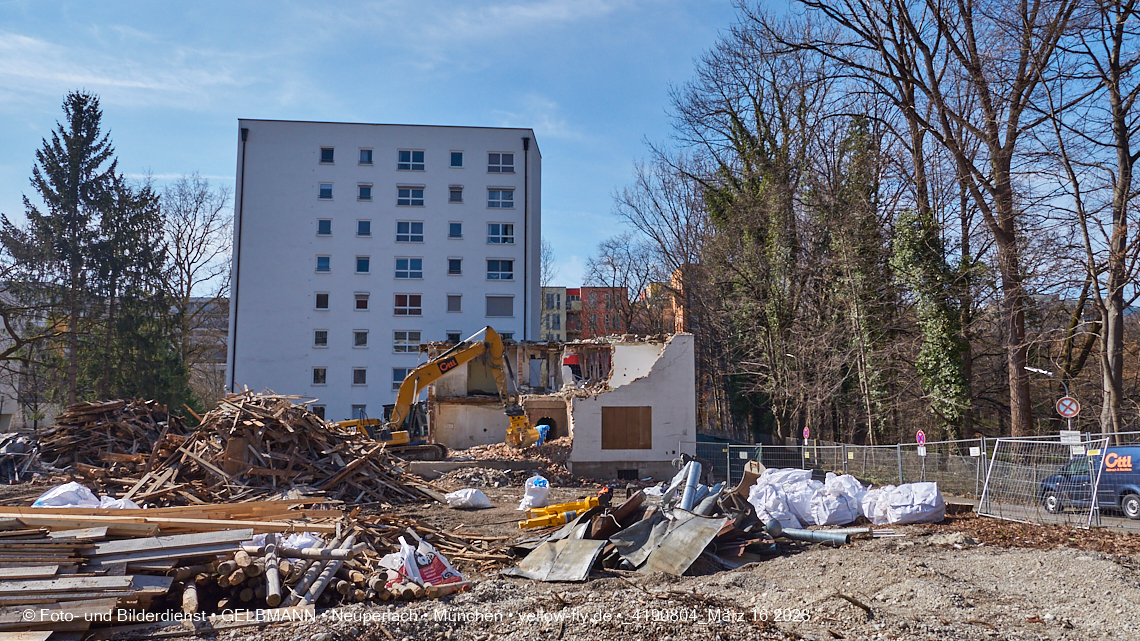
{"left": 0, "top": 501, "right": 507, "bottom": 638}
{"left": 0, "top": 500, "right": 337, "bottom": 638}
{"left": 38, "top": 399, "right": 187, "bottom": 473}
{"left": 135, "top": 390, "right": 446, "bottom": 505}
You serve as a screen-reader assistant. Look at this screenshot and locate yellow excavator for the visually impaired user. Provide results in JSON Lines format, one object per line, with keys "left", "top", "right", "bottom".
{"left": 336, "top": 326, "right": 543, "bottom": 460}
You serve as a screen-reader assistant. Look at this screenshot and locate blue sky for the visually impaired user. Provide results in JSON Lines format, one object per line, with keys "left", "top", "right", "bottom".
{"left": 0, "top": 0, "right": 737, "bottom": 286}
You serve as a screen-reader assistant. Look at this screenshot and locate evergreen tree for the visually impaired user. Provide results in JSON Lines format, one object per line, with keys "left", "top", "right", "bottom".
{"left": 0, "top": 91, "right": 116, "bottom": 404}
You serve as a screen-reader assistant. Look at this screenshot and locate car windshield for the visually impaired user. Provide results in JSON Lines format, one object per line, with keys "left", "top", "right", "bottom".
{"left": 1060, "top": 456, "right": 1091, "bottom": 474}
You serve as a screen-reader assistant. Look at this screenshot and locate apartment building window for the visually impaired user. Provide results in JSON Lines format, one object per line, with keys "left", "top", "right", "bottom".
{"left": 500, "top": 332, "right": 514, "bottom": 340}
{"left": 395, "top": 258, "right": 423, "bottom": 279}
{"left": 394, "top": 294, "right": 422, "bottom": 316}
{"left": 486, "top": 295, "right": 514, "bottom": 317}
{"left": 448, "top": 222, "right": 463, "bottom": 238}
{"left": 397, "top": 187, "right": 424, "bottom": 206}
{"left": 446, "top": 331, "right": 461, "bottom": 342}
{"left": 315, "top": 293, "right": 329, "bottom": 309}
{"left": 487, "top": 259, "right": 513, "bottom": 280}
{"left": 359, "top": 149, "right": 373, "bottom": 165}
{"left": 319, "top": 183, "right": 333, "bottom": 199}
{"left": 488, "top": 189, "right": 514, "bottom": 209}
{"left": 355, "top": 293, "right": 369, "bottom": 310}
{"left": 488, "top": 152, "right": 514, "bottom": 173}
{"left": 392, "top": 368, "right": 411, "bottom": 390}
{"left": 352, "top": 368, "right": 367, "bottom": 386}
{"left": 316, "top": 256, "right": 331, "bottom": 272}
{"left": 447, "top": 294, "right": 462, "bottom": 312}
{"left": 356, "top": 256, "right": 370, "bottom": 274}
{"left": 450, "top": 151, "right": 463, "bottom": 167}
{"left": 396, "top": 221, "right": 424, "bottom": 243}
{"left": 312, "top": 405, "right": 326, "bottom": 420}
{"left": 605, "top": 292, "right": 615, "bottom": 309}
{"left": 314, "top": 330, "right": 328, "bottom": 347}
{"left": 487, "top": 223, "right": 514, "bottom": 244}
{"left": 449, "top": 187, "right": 463, "bottom": 203}
{"left": 354, "top": 330, "right": 368, "bottom": 348}
{"left": 312, "top": 367, "right": 327, "bottom": 385}
{"left": 394, "top": 330, "right": 421, "bottom": 353}
{"left": 552, "top": 315, "right": 561, "bottom": 330}
{"left": 316, "top": 219, "right": 332, "bottom": 236}
{"left": 352, "top": 405, "right": 367, "bottom": 419}
{"left": 448, "top": 258, "right": 462, "bottom": 275}
{"left": 357, "top": 220, "right": 371, "bottom": 237}
{"left": 320, "top": 147, "right": 334, "bottom": 164}
{"left": 398, "top": 150, "right": 425, "bottom": 171}
{"left": 358, "top": 184, "right": 372, "bottom": 201}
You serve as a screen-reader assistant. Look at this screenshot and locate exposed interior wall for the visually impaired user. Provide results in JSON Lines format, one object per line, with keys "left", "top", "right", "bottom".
{"left": 524, "top": 396, "right": 569, "bottom": 440}
{"left": 608, "top": 343, "right": 664, "bottom": 388}
{"left": 569, "top": 334, "right": 696, "bottom": 480}
{"left": 433, "top": 403, "right": 509, "bottom": 449}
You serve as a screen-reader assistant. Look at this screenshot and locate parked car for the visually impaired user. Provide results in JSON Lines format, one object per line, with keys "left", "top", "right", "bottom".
{"left": 1040, "top": 447, "right": 1140, "bottom": 519}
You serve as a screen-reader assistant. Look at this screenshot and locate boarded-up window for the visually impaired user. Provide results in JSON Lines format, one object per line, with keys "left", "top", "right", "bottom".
{"left": 601, "top": 406, "right": 652, "bottom": 449}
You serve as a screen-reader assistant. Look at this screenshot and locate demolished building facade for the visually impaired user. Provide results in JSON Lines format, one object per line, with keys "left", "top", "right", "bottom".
{"left": 422, "top": 333, "right": 696, "bottom": 480}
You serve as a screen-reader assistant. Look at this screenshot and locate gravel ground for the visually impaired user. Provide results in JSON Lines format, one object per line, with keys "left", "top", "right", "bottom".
{"left": 126, "top": 487, "right": 1140, "bottom": 641}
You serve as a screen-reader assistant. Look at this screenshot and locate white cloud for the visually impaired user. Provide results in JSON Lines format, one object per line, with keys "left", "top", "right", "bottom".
{"left": 0, "top": 31, "right": 250, "bottom": 109}
{"left": 493, "top": 95, "right": 586, "bottom": 141}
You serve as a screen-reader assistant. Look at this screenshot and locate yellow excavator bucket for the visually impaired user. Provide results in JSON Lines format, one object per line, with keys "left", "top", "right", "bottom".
{"left": 505, "top": 414, "right": 541, "bottom": 449}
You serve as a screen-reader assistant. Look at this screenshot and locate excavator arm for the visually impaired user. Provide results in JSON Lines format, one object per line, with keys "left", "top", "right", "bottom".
{"left": 364, "top": 326, "right": 540, "bottom": 449}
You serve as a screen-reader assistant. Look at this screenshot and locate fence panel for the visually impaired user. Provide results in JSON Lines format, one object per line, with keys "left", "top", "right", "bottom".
{"left": 694, "top": 442, "right": 730, "bottom": 484}
{"left": 898, "top": 439, "right": 988, "bottom": 497}
{"left": 978, "top": 438, "right": 1108, "bottom": 528}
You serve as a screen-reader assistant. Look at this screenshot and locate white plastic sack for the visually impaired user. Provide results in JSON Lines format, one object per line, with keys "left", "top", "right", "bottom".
{"left": 642, "top": 485, "right": 666, "bottom": 497}
{"left": 246, "top": 532, "right": 324, "bottom": 550}
{"left": 748, "top": 482, "right": 801, "bottom": 529}
{"left": 861, "top": 486, "right": 894, "bottom": 525}
{"left": 445, "top": 488, "right": 492, "bottom": 509}
{"left": 98, "top": 496, "right": 141, "bottom": 510}
{"left": 759, "top": 468, "right": 813, "bottom": 487}
{"left": 886, "top": 482, "right": 946, "bottom": 524}
{"left": 517, "top": 475, "right": 550, "bottom": 511}
{"left": 809, "top": 472, "right": 866, "bottom": 525}
{"left": 32, "top": 482, "right": 101, "bottom": 508}
{"left": 784, "top": 479, "right": 823, "bottom": 525}
{"left": 379, "top": 536, "right": 464, "bottom": 587}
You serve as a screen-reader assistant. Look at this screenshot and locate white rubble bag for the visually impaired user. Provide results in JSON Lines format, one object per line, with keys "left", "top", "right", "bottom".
{"left": 784, "top": 478, "right": 824, "bottom": 525}
{"left": 32, "top": 482, "right": 140, "bottom": 509}
{"left": 379, "top": 536, "right": 464, "bottom": 588}
{"left": 886, "top": 482, "right": 946, "bottom": 524}
{"left": 861, "top": 485, "right": 894, "bottom": 526}
{"left": 517, "top": 475, "right": 551, "bottom": 511}
{"left": 445, "top": 488, "right": 492, "bottom": 509}
{"left": 748, "top": 482, "right": 801, "bottom": 529}
{"left": 809, "top": 473, "right": 867, "bottom": 526}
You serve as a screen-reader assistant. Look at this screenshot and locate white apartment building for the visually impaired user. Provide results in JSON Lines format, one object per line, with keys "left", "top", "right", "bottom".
{"left": 225, "top": 120, "right": 541, "bottom": 421}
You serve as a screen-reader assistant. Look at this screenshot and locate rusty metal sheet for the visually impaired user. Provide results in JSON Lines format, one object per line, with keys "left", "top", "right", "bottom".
{"left": 501, "top": 539, "right": 606, "bottom": 582}
{"left": 609, "top": 511, "right": 668, "bottom": 567}
{"left": 637, "top": 511, "right": 728, "bottom": 576}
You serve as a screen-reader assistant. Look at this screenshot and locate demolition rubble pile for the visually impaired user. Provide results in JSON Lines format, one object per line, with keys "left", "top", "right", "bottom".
{"left": 451, "top": 436, "right": 573, "bottom": 483}
{"left": 64, "top": 391, "right": 445, "bottom": 506}
{"left": 437, "top": 467, "right": 516, "bottom": 488}
{"left": 0, "top": 494, "right": 510, "bottom": 638}
{"left": 502, "top": 462, "right": 945, "bottom": 582}
{"left": 38, "top": 399, "right": 188, "bottom": 472}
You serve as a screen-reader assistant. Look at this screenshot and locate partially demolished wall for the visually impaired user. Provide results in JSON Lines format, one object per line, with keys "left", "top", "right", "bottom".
{"left": 568, "top": 334, "right": 696, "bottom": 480}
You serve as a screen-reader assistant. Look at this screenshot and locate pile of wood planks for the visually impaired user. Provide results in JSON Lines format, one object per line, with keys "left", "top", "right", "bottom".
{"left": 50, "top": 391, "right": 447, "bottom": 507}
{"left": 38, "top": 400, "right": 187, "bottom": 474}
{"left": 0, "top": 501, "right": 508, "bottom": 638}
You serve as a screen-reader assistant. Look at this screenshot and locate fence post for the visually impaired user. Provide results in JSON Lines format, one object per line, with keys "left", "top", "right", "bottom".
{"left": 896, "top": 443, "right": 903, "bottom": 484}
{"left": 842, "top": 443, "right": 848, "bottom": 474}
{"left": 726, "top": 446, "right": 732, "bottom": 487}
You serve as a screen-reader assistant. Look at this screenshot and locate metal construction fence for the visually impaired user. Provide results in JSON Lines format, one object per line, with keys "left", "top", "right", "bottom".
{"left": 697, "top": 430, "right": 1140, "bottom": 531}
{"left": 696, "top": 430, "right": 1140, "bottom": 496}
{"left": 978, "top": 437, "right": 1108, "bottom": 529}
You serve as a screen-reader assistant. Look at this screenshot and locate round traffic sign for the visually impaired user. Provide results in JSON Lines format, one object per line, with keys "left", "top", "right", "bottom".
{"left": 1056, "top": 396, "right": 1081, "bottom": 418}
{"left": 916, "top": 430, "right": 926, "bottom": 445}
{"left": 803, "top": 427, "right": 810, "bottom": 440}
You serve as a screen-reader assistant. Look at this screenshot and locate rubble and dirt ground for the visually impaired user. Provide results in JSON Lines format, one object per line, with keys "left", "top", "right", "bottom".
{"left": 138, "top": 486, "right": 1140, "bottom": 641}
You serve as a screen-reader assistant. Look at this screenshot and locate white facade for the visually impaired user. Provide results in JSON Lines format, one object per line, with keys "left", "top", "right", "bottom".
{"left": 226, "top": 120, "right": 541, "bottom": 421}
